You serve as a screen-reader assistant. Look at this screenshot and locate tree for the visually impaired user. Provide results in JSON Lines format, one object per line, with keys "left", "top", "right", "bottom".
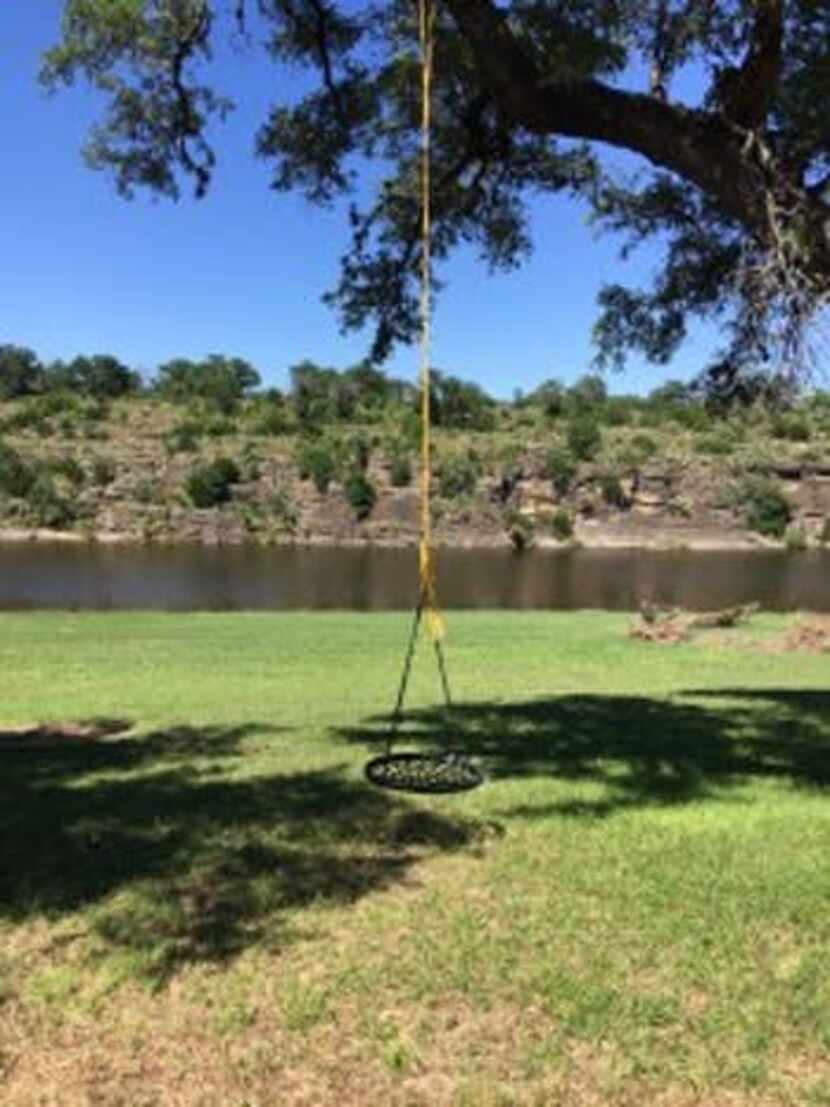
{"left": 42, "top": 1, "right": 830, "bottom": 382}
{"left": 430, "top": 370, "right": 497, "bottom": 430}
{"left": 155, "top": 354, "right": 260, "bottom": 411}
{"left": 67, "top": 354, "right": 139, "bottom": 398}
{"left": 0, "top": 345, "right": 43, "bottom": 399}
{"left": 567, "top": 373, "right": 608, "bottom": 414}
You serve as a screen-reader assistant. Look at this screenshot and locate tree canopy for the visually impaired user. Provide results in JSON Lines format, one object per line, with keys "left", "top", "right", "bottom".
{"left": 42, "top": 1, "right": 830, "bottom": 384}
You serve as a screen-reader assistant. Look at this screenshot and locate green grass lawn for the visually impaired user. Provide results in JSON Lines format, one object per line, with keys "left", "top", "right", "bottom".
{"left": 2, "top": 610, "right": 830, "bottom": 1106}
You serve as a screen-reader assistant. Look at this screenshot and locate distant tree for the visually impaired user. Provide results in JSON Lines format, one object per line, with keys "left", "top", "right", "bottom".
{"left": 156, "top": 355, "right": 260, "bottom": 411}
{"left": 567, "top": 412, "right": 602, "bottom": 461}
{"left": 430, "top": 371, "right": 497, "bottom": 430}
{"left": 44, "top": 0, "right": 830, "bottom": 388}
{"left": 647, "top": 380, "right": 693, "bottom": 409}
{"left": 289, "top": 360, "right": 341, "bottom": 428}
{"left": 522, "top": 378, "right": 566, "bottom": 419}
{"left": 0, "top": 345, "right": 43, "bottom": 400}
{"left": 66, "top": 354, "right": 139, "bottom": 398}
{"left": 567, "top": 374, "right": 608, "bottom": 414}
{"left": 340, "top": 361, "right": 392, "bottom": 416}
{"left": 693, "top": 360, "right": 797, "bottom": 415}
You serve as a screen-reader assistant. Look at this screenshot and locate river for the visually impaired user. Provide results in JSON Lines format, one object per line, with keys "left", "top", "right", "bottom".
{"left": 1, "top": 543, "right": 829, "bottom": 611}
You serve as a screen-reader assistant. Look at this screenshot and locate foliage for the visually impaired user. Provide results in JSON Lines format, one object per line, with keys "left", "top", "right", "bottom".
{"left": 741, "top": 477, "right": 792, "bottom": 539}
{"left": 290, "top": 359, "right": 411, "bottom": 429}
{"left": 246, "top": 390, "right": 290, "bottom": 436}
{"left": 295, "top": 440, "right": 336, "bottom": 494}
{"left": 0, "top": 345, "right": 43, "bottom": 399}
{"left": 43, "top": 1, "right": 830, "bottom": 383}
{"left": 156, "top": 356, "right": 260, "bottom": 413}
{"left": 550, "top": 507, "right": 574, "bottom": 541}
{"left": 25, "top": 472, "right": 78, "bottom": 528}
{"left": 505, "top": 509, "right": 534, "bottom": 550}
{"left": 45, "top": 354, "right": 139, "bottom": 398}
{"left": 522, "top": 378, "right": 565, "bottom": 419}
{"left": 542, "top": 445, "right": 577, "bottom": 497}
{"left": 385, "top": 437, "right": 413, "bottom": 487}
{"left": 437, "top": 450, "right": 481, "bottom": 499}
{"left": 185, "top": 456, "right": 241, "bottom": 508}
{"left": 91, "top": 455, "right": 117, "bottom": 487}
{"left": 344, "top": 471, "right": 377, "bottom": 520}
{"left": 430, "top": 371, "right": 497, "bottom": 431}
{"left": 695, "top": 428, "right": 739, "bottom": 457}
{"left": 268, "top": 488, "right": 299, "bottom": 534}
{"left": 0, "top": 441, "right": 35, "bottom": 498}
{"left": 567, "top": 374, "right": 608, "bottom": 416}
{"left": 770, "top": 412, "right": 811, "bottom": 443}
{"left": 625, "top": 432, "right": 659, "bottom": 465}
{"left": 598, "top": 473, "right": 628, "bottom": 509}
{"left": 164, "top": 421, "right": 202, "bottom": 454}
{"left": 567, "top": 414, "right": 602, "bottom": 462}
{"left": 48, "top": 455, "right": 86, "bottom": 487}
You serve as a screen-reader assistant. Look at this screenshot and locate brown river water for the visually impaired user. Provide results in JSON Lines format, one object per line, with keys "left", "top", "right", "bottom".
{"left": 0, "top": 543, "right": 829, "bottom": 611}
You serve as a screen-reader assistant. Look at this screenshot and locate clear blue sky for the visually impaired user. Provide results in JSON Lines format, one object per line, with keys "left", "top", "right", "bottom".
{"left": 1, "top": 3, "right": 721, "bottom": 398}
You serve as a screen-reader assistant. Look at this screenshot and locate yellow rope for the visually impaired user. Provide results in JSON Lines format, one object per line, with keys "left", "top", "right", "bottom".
{"left": 417, "top": 0, "right": 444, "bottom": 641}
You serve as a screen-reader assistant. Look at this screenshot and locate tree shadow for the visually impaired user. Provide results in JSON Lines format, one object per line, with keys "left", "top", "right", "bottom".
{"left": 0, "top": 721, "right": 484, "bottom": 983}
{"left": 337, "top": 688, "right": 830, "bottom": 818}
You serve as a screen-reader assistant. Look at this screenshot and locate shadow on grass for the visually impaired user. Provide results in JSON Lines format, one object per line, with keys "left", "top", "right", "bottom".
{"left": 338, "top": 688, "right": 830, "bottom": 818}
{"left": 0, "top": 721, "right": 483, "bottom": 982}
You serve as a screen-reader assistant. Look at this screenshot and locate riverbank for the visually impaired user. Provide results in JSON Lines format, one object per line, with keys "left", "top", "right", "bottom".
{"left": 2, "top": 610, "right": 830, "bottom": 1106}
{"left": 0, "top": 520, "right": 781, "bottom": 550}
{"left": 2, "top": 395, "right": 829, "bottom": 551}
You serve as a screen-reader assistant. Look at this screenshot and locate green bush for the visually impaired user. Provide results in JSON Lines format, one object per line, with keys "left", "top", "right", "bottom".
{"left": 437, "top": 451, "right": 480, "bottom": 498}
{"left": 133, "top": 477, "right": 162, "bottom": 505}
{"left": 550, "top": 508, "right": 574, "bottom": 541}
{"left": 784, "top": 524, "right": 808, "bottom": 551}
{"left": 541, "top": 446, "right": 577, "bottom": 496}
{"left": 91, "top": 455, "right": 117, "bottom": 486}
{"left": 384, "top": 436, "right": 413, "bottom": 487}
{"left": 268, "top": 488, "right": 299, "bottom": 533}
{"left": 770, "top": 413, "right": 811, "bottom": 442}
{"left": 505, "top": 510, "right": 534, "bottom": 550}
{"left": 48, "top": 455, "right": 85, "bottom": 487}
{"left": 344, "top": 471, "right": 377, "bottom": 520}
{"left": 164, "top": 422, "right": 201, "bottom": 453}
{"left": 742, "top": 479, "right": 792, "bottom": 538}
{"left": 695, "top": 429, "right": 737, "bottom": 456}
{"left": 627, "top": 432, "right": 658, "bottom": 464}
{"left": 251, "top": 406, "right": 289, "bottom": 436}
{"left": 567, "top": 414, "right": 602, "bottom": 461}
{"left": 0, "top": 441, "right": 35, "bottom": 497}
{"left": 185, "top": 456, "right": 241, "bottom": 508}
{"left": 26, "top": 473, "right": 77, "bottom": 529}
{"left": 296, "top": 441, "right": 336, "bottom": 494}
{"left": 598, "top": 473, "right": 628, "bottom": 508}
{"left": 390, "top": 454, "right": 412, "bottom": 487}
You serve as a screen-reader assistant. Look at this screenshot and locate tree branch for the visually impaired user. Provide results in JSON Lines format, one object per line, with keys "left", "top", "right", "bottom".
{"left": 445, "top": 0, "right": 768, "bottom": 228}
{"left": 714, "top": 0, "right": 782, "bottom": 128}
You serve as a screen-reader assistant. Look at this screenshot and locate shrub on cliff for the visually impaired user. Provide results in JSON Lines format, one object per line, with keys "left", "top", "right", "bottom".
{"left": 567, "top": 414, "right": 601, "bottom": 461}
{"left": 344, "top": 472, "right": 377, "bottom": 520}
{"left": 0, "top": 441, "right": 35, "bottom": 498}
{"left": 185, "top": 456, "right": 241, "bottom": 508}
{"left": 541, "top": 446, "right": 576, "bottom": 497}
{"left": 295, "top": 440, "right": 336, "bottom": 494}
{"left": 742, "top": 478, "right": 792, "bottom": 539}
{"left": 437, "top": 450, "right": 481, "bottom": 499}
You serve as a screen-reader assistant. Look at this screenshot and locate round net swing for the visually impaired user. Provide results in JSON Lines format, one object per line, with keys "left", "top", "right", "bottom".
{"left": 363, "top": 0, "right": 482, "bottom": 796}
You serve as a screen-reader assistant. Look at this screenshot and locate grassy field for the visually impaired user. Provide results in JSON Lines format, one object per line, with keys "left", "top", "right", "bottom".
{"left": 1, "top": 610, "right": 830, "bottom": 1106}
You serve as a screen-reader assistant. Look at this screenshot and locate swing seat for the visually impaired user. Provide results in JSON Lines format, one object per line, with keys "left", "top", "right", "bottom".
{"left": 365, "top": 750, "right": 483, "bottom": 794}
